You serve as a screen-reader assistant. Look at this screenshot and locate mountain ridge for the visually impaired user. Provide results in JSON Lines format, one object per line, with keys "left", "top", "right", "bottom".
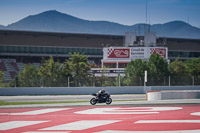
{"left": 1, "top": 10, "right": 200, "bottom": 39}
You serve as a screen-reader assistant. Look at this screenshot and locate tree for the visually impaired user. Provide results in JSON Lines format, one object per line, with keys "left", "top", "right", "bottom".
{"left": 148, "top": 54, "right": 169, "bottom": 77}
{"left": 185, "top": 58, "right": 200, "bottom": 76}
{"left": 17, "top": 64, "right": 40, "bottom": 87}
{"left": 148, "top": 54, "right": 169, "bottom": 85}
{"left": 38, "top": 56, "right": 63, "bottom": 87}
{"left": 169, "top": 59, "right": 189, "bottom": 76}
{"left": 168, "top": 59, "right": 190, "bottom": 85}
{"left": 60, "top": 61, "right": 72, "bottom": 86}
{"left": 66, "top": 53, "right": 90, "bottom": 86}
{"left": 185, "top": 58, "right": 200, "bottom": 85}
{"left": 124, "top": 59, "right": 147, "bottom": 86}
{"left": 0, "top": 71, "right": 5, "bottom": 87}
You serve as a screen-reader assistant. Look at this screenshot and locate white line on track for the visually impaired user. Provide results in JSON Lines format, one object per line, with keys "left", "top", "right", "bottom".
{"left": 0, "top": 121, "right": 48, "bottom": 130}
{"left": 75, "top": 107, "right": 182, "bottom": 115}
{"left": 135, "top": 120, "right": 200, "bottom": 123}
{"left": 0, "top": 108, "right": 71, "bottom": 115}
{"left": 191, "top": 112, "right": 200, "bottom": 116}
{"left": 23, "top": 131, "right": 70, "bottom": 133}
{"left": 40, "top": 120, "right": 121, "bottom": 130}
{"left": 95, "top": 130, "right": 200, "bottom": 133}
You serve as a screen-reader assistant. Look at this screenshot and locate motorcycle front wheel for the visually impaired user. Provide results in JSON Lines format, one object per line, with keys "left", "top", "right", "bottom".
{"left": 90, "top": 98, "right": 97, "bottom": 105}
{"left": 106, "top": 98, "right": 112, "bottom": 105}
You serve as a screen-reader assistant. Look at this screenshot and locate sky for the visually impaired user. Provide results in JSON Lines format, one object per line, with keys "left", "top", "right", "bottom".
{"left": 0, "top": 0, "right": 200, "bottom": 28}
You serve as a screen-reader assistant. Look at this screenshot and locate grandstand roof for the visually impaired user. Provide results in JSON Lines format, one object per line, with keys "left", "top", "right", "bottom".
{"left": 0, "top": 29, "right": 200, "bottom": 52}
{"left": 0, "top": 30, "right": 123, "bottom": 48}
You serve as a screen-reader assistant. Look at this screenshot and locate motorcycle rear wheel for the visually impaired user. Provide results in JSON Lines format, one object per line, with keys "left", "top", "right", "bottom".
{"left": 90, "top": 98, "right": 97, "bottom": 105}
{"left": 106, "top": 98, "right": 112, "bottom": 105}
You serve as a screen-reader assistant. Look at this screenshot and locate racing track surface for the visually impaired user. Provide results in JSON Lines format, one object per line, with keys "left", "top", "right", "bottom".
{"left": 0, "top": 105, "right": 200, "bottom": 133}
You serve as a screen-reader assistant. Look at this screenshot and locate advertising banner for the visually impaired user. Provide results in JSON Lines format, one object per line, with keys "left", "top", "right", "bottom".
{"left": 131, "top": 47, "right": 147, "bottom": 59}
{"left": 104, "top": 48, "right": 130, "bottom": 59}
{"left": 103, "top": 47, "right": 168, "bottom": 60}
{"left": 150, "top": 47, "right": 167, "bottom": 59}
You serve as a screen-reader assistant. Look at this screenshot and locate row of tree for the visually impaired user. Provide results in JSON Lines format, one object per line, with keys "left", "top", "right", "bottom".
{"left": 124, "top": 54, "right": 200, "bottom": 86}
{"left": 1, "top": 53, "right": 90, "bottom": 87}
{"left": 0, "top": 53, "right": 200, "bottom": 87}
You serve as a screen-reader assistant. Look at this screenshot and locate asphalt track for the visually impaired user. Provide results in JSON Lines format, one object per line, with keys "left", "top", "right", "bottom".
{"left": 0, "top": 105, "right": 200, "bottom": 133}
{"left": 0, "top": 94, "right": 146, "bottom": 102}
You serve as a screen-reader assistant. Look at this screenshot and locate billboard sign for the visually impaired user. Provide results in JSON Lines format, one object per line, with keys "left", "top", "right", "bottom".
{"left": 131, "top": 47, "right": 147, "bottom": 59}
{"left": 150, "top": 48, "right": 167, "bottom": 58}
{"left": 106, "top": 48, "right": 130, "bottom": 59}
{"left": 103, "top": 47, "right": 168, "bottom": 60}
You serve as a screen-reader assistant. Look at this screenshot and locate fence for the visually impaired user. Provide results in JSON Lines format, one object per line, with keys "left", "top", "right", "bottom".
{"left": 3, "top": 75, "right": 200, "bottom": 87}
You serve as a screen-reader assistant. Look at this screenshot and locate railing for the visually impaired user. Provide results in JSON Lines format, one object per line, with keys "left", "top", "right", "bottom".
{"left": 3, "top": 76, "right": 200, "bottom": 87}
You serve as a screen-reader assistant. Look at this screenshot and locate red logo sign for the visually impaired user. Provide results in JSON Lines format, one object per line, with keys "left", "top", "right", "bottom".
{"left": 107, "top": 48, "right": 130, "bottom": 58}
{"left": 150, "top": 48, "right": 166, "bottom": 58}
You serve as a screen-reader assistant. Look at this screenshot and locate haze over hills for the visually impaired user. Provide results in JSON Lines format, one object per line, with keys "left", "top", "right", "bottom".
{"left": 1, "top": 10, "right": 200, "bottom": 39}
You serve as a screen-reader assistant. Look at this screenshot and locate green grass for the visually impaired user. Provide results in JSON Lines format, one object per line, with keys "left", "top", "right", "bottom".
{"left": 0, "top": 98, "right": 148, "bottom": 106}
{"left": 0, "top": 100, "right": 87, "bottom": 106}
{"left": 0, "top": 99, "right": 146, "bottom": 106}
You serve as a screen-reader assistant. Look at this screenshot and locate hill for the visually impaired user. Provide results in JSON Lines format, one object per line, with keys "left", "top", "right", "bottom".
{"left": 1, "top": 10, "right": 200, "bottom": 39}
{"left": 0, "top": 25, "right": 5, "bottom": 29}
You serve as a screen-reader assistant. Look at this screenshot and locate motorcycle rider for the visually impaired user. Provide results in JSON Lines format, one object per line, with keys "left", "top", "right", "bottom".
{"left": 97, "top": 89, "right": 107, "bottom": 102}
{"left": 90, "top": 88, "right": 112, "bottom": 105}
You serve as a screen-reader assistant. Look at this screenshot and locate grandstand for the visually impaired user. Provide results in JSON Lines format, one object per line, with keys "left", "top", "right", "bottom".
{"left": 0, "top": 29, "right": 200, "bottom": 81}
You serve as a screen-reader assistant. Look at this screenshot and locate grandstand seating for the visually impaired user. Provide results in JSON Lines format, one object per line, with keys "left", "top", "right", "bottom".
{"left": 0, "top": 62, "right": 42, "bottom": 81}
{"left": 16, "top": 63, "right": 24, "bottom": 71}
{"left": 4, "top": 71, "right": 12, "bottom": 81}
{"left": 0, "top": 62, "right": 7, "bottom": 71}
{"left": 0, "top": 62, "right": 25, "bottom": 81}
{"left": 33, "top": 63, "right": 40, "bottom": 68}
{"left": 9, "top": 71, "right": 16, "bottom": 79}
{"left": 10, "top": 62, "right": 19, "bottom": 71}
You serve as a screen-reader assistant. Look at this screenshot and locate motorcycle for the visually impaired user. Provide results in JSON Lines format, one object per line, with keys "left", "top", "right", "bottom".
{"left": 90, "top": 92, "right": 112, "bottom": 105}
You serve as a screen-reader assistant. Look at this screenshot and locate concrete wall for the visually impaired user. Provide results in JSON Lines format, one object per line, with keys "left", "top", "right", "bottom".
{"left": 147, "top": 86, "right": 200, "bottom": 91}
{"left": 0, "top": 86, "right": 144, "bottom": 96}
{"left": 0, "top": 86, "right": 199, "bottom": 96}
{"left": 147, "top": 90, "right": 200, "bottom": 101}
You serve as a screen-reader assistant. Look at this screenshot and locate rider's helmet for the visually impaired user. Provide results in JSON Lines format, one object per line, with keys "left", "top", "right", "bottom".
{"left": 100, "top": 89, "right": 105, "bottom": 93}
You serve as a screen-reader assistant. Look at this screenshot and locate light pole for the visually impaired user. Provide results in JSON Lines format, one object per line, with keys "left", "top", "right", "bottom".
{"left": 144, "top": 70, "right": 147, "bottom": 86}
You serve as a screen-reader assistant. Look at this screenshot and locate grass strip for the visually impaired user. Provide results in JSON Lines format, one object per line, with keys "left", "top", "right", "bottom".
{"left": 0, "top": 99, "right": 146, "bottom": 106}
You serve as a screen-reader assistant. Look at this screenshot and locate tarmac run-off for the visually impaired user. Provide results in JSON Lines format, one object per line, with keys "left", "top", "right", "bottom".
{"left": 0, "top": 105, "right": 200, "bottom": 133}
